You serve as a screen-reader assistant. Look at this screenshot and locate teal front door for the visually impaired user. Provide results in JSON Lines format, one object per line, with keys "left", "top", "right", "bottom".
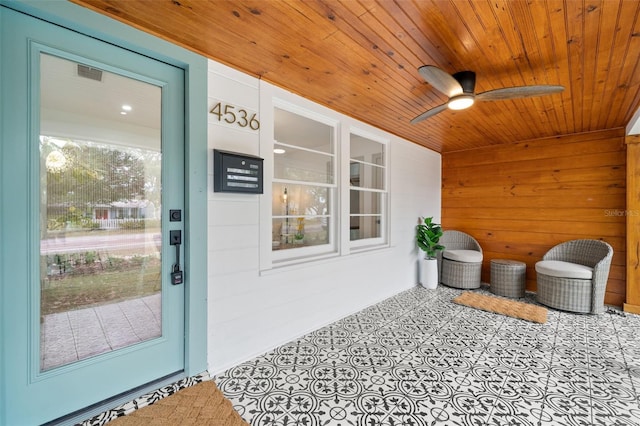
{"left": 1, "top": 7, "right": 186, "bottom": 424}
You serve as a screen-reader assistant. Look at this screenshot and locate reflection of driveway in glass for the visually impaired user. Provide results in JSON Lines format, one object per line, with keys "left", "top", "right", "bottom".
{"left": 40, "top": 293, "right": 161, "bottom": 371}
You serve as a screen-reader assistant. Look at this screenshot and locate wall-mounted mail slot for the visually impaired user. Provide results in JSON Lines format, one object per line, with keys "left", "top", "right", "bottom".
{"left": 213, "top": 149, "right": 264, "bottom": 194}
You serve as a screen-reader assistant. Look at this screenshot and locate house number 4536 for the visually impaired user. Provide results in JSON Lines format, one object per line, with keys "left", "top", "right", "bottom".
{"left": 210, "top": 101, "right": 260, "bottom": 130}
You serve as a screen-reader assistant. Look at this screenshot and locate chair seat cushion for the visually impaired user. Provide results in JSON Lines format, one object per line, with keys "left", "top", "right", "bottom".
{"left": 443, "top": 249, "right": 483, "bottom": 263}
{"left": 535, "top": 260, "right": 593, "bottom": 279}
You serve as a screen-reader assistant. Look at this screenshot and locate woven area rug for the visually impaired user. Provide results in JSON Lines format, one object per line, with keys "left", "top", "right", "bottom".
{"left": 109, "top": 380, "right": 248, "bottom": 425}
{"left": 453, "top": 291, "right": 548, "bottom": 324}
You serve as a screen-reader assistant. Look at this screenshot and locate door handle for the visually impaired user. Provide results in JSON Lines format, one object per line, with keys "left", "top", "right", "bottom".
{"left": 169, "top": 230, "right": 183, "bottom": 285}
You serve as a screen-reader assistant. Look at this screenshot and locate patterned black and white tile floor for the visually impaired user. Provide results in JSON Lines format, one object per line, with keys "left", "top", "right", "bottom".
{"left": 84, "top": 284, "right": 640, "bottom": 425}
{"left": 214, "top": 285, "right": 640, "bottom": 426}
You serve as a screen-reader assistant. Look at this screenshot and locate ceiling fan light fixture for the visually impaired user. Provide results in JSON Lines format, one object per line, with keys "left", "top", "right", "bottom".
{"left": 447, "top": 94, "right": 475, "bottom": 110}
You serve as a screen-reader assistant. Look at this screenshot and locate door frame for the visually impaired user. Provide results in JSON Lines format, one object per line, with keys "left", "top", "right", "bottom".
{"left": 0, "top": 0, "right": 208, "bottom": 422}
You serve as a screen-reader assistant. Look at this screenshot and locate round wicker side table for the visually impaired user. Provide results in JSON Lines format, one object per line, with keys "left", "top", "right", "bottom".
{"left": 490, "top": 259, "right": 526, "bottom": 298}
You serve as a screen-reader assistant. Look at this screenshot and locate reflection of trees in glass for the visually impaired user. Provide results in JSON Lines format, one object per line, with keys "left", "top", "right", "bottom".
{"left": 41, "top": 136, "right": 161, "bottom": 220}
{"left": 302, "top": 185, "right": 328, "bottom": 216}
{"left": 275, "top": 184, "right": 328, "bottom": 218}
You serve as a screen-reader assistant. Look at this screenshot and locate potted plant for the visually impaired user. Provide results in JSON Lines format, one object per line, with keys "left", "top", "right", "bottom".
{"left": 416, "top": 216, "right": 444, "bottom": 289}
{"left": 294, "top": 217, "right": 305, "bottom": 244}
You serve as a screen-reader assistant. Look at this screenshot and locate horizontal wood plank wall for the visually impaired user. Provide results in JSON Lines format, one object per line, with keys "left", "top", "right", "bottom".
{"left": 442, "top": 128, "right": 627, "bottom": 307}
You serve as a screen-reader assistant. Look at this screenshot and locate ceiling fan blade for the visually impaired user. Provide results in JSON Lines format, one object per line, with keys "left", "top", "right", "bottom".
{"left": 476, "top": 85, "right": 564, "bottom": 101}
{"left": 410, "top": 103, "right": 448, "bottom": 124}
{"left": 418, "top": 65, "right": 463, "bottom": 97}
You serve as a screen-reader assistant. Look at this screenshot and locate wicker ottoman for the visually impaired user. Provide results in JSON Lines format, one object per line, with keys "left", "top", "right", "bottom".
{"left": 490, "top": 259, "right": 526, "bottom": 298}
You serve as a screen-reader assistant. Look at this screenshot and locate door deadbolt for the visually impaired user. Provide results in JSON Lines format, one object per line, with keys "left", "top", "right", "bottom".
{"left": 170, "top": 209, "right": 182, "bottom": 222}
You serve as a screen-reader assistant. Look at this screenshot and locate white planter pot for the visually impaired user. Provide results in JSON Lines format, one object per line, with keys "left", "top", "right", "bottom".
{"left": 419, "top": 257, "right": 438, "bottom": 289}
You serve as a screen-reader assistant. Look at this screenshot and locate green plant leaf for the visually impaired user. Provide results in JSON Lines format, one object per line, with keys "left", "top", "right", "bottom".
{"left": 415, "top": 216, "right": 443, "bottom": 258}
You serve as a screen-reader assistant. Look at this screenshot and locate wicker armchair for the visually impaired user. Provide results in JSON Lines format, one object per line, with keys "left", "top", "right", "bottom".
{"left": 437, "top": 230, "right": 483, "bottom": 289}
{"left": 535, "top": 239, "right": 613, "bottom": 314}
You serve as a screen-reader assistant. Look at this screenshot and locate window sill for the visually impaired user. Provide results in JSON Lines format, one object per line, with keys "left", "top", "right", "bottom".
{"left": 260, "top": 244, "right": 393, "bottom": 276}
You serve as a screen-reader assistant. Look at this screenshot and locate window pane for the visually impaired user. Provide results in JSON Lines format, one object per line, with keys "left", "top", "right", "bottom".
{"left": 274, "top": 107, "right": 333, "bottom": 154}
{"left": 350, "top": 216, "right": 381, "bottom": 241}
{"left": 350, "top": 190, "right": 382, "bottom": 215}
{"left": 349, "top": 132, "right": 386, "bottom": 246}
{"left": 272, "top": 182, "right": 331, "bottom": 251}
{"left": 272, "top": 217, "right": 330, "bottom": 250}
{"left": 350, "top": 134, "right": 384, "bottom": 164}
{"left": 272, "top": 106, "right": 335, "bottom": 260}
{"left": 272, "top": 182, "right": 330, "bottom": 217}
{"left": 350, "top": 161, "right": 384, "bottom": 190}
{"left": 274, "top": 144, "right": 333, "bottom": 184}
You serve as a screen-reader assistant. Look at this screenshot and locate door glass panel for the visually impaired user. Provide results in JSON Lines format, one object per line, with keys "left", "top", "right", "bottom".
{"left": 39, "top": 53, "right": 162, "bottom": 371}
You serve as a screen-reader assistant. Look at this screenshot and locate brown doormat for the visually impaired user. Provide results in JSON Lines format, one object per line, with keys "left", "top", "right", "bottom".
{"left": 109, "top": 380, "right": 249, "bottom": 426}
{"left": 453, "top": 291, "right": 548, "bottom": 324}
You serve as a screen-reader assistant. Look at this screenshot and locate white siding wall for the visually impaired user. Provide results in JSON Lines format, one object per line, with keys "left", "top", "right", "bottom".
{"left": 207, "top": 59, "right": 441, "bottom": 373}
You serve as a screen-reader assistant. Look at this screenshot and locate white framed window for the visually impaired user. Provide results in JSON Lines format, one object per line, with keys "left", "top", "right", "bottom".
{"left": 271, "top": 104, "right": 337, "bottom": 263}
{"left": 348, "top": 131, "right": 387, "bottom": 249}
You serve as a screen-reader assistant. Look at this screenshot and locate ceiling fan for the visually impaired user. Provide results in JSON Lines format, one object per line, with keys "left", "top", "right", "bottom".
{"left": 411, "top": 65, "right": 564, "bottom": 124}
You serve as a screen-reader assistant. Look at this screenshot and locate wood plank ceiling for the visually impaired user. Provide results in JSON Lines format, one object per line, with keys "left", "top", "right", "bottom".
{"left": 72, "top": 0, "right": 640, "bottom": 153}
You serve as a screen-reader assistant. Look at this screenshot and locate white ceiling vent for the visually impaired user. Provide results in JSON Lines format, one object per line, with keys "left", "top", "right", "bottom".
{"left": 77, "top": 64, "right": 103, "bottom": 82}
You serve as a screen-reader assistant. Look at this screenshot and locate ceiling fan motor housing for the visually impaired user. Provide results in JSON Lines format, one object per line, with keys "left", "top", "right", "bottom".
{"left": 453, "top": 71, "right": 476, "bottom": 94}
